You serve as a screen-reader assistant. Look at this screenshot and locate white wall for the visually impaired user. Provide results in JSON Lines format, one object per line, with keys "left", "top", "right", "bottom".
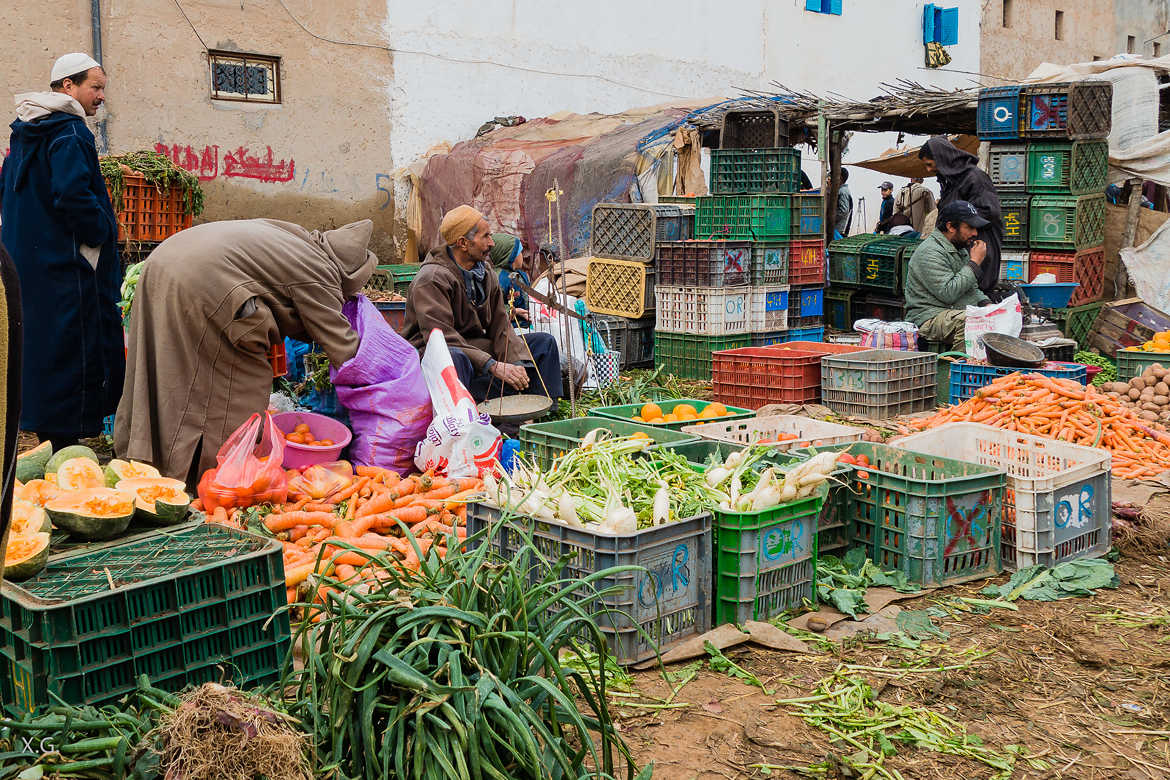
{"left": 386, "top": 0, "right": 981, "bottom": 233}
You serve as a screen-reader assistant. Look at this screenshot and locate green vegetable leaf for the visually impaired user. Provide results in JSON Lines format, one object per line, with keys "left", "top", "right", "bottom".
{"left": 895, "top": 609, "right": 949, "bottom": 641}
{"left": 981, "top": 558, "right": 1118, "bottom": 602}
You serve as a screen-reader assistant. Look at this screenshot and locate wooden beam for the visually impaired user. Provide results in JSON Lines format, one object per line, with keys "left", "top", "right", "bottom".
{"left": 1117, "top": 177, "right": 1145, "bottom": 299}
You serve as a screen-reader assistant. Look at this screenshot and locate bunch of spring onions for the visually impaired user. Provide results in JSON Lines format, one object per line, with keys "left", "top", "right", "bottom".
{"left": 481, "top": 432, "right": 725, "bottom": 534}
{"left": 703, "top": 447, "right": 839, "bottom": 513}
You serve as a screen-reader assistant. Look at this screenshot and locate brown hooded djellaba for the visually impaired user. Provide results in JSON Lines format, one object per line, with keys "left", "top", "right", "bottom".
{"left": 115, "top": 219, "right": 376, "bottom": 480}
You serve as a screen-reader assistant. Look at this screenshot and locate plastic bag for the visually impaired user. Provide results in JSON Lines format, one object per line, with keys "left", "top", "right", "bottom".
{"left": 854, "top": 319, "right": 920, "bottom": 350}
{"left": 287, "top": 462, "right": 354, "bottom": 501}
{"left": 415, "top": 328, "right": 503, "bottom": 478}
{"left": 197, "top": 412, "right": 289, "bottom": 512}
{"left": 331, "top": 296, "right": 433, "bottom": 474}
{"left": 526, "top": 279, "right": 601, "bottom": 389}
{"left": 965, "top": 293, "right": 1023, "bottom": 360}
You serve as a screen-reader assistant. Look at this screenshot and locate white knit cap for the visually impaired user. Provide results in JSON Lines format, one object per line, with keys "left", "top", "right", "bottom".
{"left": 51, "top": 53, "right": 100, "bottom": 82}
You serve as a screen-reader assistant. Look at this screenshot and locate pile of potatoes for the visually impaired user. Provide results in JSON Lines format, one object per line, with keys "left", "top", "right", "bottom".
{"left": 1100, "top": 363, "right": 1170, "bottom": 424}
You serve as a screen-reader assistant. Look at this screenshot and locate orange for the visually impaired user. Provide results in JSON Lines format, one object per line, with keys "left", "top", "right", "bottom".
{"left": 698, "top": 405, "right": 720, "bottom": 419}
{"left": 294, "top": 423, "right": 311, "bottom": 434}
{"left": 663, "top": 413, "right": 679, "bottom": 423}
{"left": 641, "top": 402, "right": 662, "bottom": 421}
{"left": 631, "top": 415, "right": 642, "bottom": 422}
{"left": 629, "top": 432, "right": 651, "bottom": 440}
{"left": 706, "top": 402, "right": 728, "bottom": 417}
{"left": 648, "top": 416, "right": 666, "bottom": 425}
{"left": 673, "top": 403, "right": 697, "bottom": 418}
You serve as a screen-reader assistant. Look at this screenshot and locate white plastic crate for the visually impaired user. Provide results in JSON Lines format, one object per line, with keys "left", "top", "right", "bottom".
{"left": 749, "top": 284, "right": 790, "bottom": 332}
{"left": 654, "top": 285, "right": 751, "bottom": 336}
{"left": 681, "top": 414, "right": 866, "bottom": 453}
{"left": 892, "top": 423, "right": 1111, "bottom": 569}
{"left": 999, "top": 251, "right": 1029, "bottom": 283}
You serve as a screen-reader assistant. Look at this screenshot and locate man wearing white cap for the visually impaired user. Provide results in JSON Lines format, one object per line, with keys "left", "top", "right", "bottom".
{"left": 0, "top": 53, "right": 123, "bottom": 447}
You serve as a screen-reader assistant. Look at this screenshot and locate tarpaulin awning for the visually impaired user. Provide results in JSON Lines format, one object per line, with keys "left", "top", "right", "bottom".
{"left": 848, "top": 134, "right": 979, "bottom": 178}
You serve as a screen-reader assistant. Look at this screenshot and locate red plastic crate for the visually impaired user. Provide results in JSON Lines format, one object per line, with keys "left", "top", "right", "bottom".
{"left": 761, "top": 340, "right": 872, "bottom": 356}
{"left": 268, "top": 342, "right": 288, "bottom": 377}
{"left": 712, "top": 347, "right": 823, "bottom": 408}
{"left": 1070, "top": 247, "right": 1104, "bottom": 306}
{"left": 1027, "top": 251, "right": 1074, "bottom": 283}
{"left": 106, "top": 172, "right": 194, "bottom": 243}
{"left": 788, "top": 240, "right": 826, "bottom": 286}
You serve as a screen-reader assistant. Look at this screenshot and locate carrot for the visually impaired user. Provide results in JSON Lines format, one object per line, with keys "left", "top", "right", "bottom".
{"left": 265, "top": 511, "right": 337, "bottom": 532}
{"left": 287, "top": 524, "right": 310, "bottom": 542}
{"left": 285, "top": 561, "right": 318, "bottom": 587}
{"left": 302, "top": 502, "right": 336, "bottom": 513}
{"left": 370, "top": 505, "right": 429, "bottom": 528}
{"left": 443, "top": 488, "right": 483, "bottom": 510}
{"left": 334, "top": 564, "right": 358, "bottom": 582}
{"left": 330, "top": 477, "right": 369, "bottom": 503}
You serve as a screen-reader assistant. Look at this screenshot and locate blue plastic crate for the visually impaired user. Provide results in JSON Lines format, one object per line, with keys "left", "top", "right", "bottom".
{"left": 949, "top": 361, "right": 1088, "bottom": 404}
{"left": 978, "top": 86, "right": 1023, "bottom": 140}
{"left": 1001, "top": 255, "right": 1028, "bottom": 282}
{"left": 796, "top": 287, "right": 824, "bottom": 317}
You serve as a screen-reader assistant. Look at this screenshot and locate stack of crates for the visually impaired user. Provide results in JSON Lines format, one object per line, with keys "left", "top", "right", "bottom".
{"left": 977, "top": 82, "right": 1112, "bottom": 308}
{"left": 656, "top": 107, "right": 825, "bottom": 379}
{"left": 826, "top": 234, "right": 923, "bottom": 328}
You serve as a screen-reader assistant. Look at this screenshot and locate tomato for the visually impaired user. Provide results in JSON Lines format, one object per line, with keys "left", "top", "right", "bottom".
{"left": 856, "top": 470, "right": 870, "bottom": 479}
{"left": 855, "top": 454, "right": 871, "bottom": 467}
{"left": 295, "top": 423, "right": 311, "bottom": 434}
{"left": 837, "top": 453, "right": 856, "bottom": 465}
{"left": 319, "top": 439, "right": 334, "bottom": 446}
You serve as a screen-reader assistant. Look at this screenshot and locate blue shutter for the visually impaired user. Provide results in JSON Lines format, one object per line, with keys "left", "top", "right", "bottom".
{"left": 938, "top": 7, "right": 959, "bottom": 45}
{"left": 806, "top": 0, "right": 821, "bottom": 11}
{"left": 828, "top": 0, "right": 842, "bottom": 14}
{"left": 923, "top": 4, "right": 937, "bottom": 44}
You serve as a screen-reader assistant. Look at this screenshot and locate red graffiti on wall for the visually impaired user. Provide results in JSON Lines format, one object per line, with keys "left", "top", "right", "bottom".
{"left": 155, "top": 143, "right": 219, "bottom": 180}
{"left": 153, "top": 143, "right": 294, "bottom": 183}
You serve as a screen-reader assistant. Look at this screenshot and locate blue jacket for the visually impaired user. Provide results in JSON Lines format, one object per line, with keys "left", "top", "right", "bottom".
{"left": 0, "top": 110, "right": 124, "bottom": 435}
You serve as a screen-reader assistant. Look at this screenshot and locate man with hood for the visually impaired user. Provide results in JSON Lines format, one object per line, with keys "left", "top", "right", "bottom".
{"left": 402, "top": 205, "right": 562, "bottom": 404}
{"left": 919, "top": 137, "right": 1004, "bottom": 292}
{"left": 0, "top": 53, "right": 123, "bottom": 447}
{"left": 115, "top": 218, "right": 378, "bottom": 481}
{"left": 489, "top": 232, "right": 530, "bottom": 327}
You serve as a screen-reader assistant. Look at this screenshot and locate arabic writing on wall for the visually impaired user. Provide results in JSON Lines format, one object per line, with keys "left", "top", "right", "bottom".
{"left": 154, "top": 143, "right": 295, "bottom": 183}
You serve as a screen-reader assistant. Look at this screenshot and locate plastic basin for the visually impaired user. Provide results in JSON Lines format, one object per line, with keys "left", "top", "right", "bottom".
{"left": 272, "top": 411, "right": 352, "bottom": 469}
{"left": 1018, "top": 283, "right": 1078, "bottom": 308}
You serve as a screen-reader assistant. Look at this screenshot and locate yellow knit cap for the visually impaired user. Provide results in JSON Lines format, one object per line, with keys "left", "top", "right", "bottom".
{"left": 439, "top": 205, "right": 486, "bottom": 245}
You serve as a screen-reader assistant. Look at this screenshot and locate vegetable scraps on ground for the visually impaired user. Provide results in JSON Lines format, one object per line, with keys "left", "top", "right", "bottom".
{"left": 913, "top": 373, "right": 1170, "bottom": 479}
{"left": 816, "top": 548, "right": 918, "bottom": 619}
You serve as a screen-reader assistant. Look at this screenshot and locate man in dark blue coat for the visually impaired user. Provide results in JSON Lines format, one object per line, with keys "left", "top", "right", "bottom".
{"left": 0, "top": 53, "right": 124, "bottom": 446}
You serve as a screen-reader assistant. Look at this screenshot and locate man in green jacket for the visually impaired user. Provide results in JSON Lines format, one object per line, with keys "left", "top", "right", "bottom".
{"left": 904, "top": 201, "right": 990, "bottom": 350}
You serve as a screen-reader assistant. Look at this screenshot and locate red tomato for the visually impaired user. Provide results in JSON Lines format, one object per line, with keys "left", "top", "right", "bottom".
{"left": 855, "top": 454, "right": 871, "bottom": 467}
{"left": 856, "top": 470, "right": 870, "bottom": 479}
{"left": 837, "top": 453, "right": 857, "bottom": 465}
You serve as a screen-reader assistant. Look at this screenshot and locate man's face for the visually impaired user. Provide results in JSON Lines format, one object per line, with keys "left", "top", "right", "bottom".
{"left": 945, "top": 221, "right": 979, "bottom": 247}
{"left": 62, "top": 68, "right": 106, "bottom": 116}
{"left": 881, "top": 187, "right": 892, "bottom": 198}
{"left": 458, "top": 219, "right": 494, "bottom": 262}
{"left": 922, "top": 158, "right": 937, "bottom": 176}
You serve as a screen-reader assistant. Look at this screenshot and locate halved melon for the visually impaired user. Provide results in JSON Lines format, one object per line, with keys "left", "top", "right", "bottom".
{"left": 10, "top": 499, "right": 51, "bottom": 536}
{"left": 15, "top": 479, "right": 59, "bottom": 507}
{"left": 104, "top": 459, "right": 162, "bottom": 488}
{"left": 55, "top": 458, "right": 106, "bottom": 492}
{"left": 116, "top": 477, "right": 191, "bottom": 525}
{"left": 44, "top": 445, "right": 98, "bottom": 475}
{"left": 4, "top": 532, "right": 49, "bottom": 581}
{"left": 45, "top": 488, "right": 135, "bottom": 540}
{"left": 15, "top": 441, "right": 52, "bottom": 483}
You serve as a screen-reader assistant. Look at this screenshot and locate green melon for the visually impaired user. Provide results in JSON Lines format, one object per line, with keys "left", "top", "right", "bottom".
{"left": 44, "top": 445, "right": 99, "bottom": 475}
{"left": 10, "top": 499, "right": 51, "bottom": 536}
{"left": 116, "top": 477, "right": 191, "bottom": 525}
{"left": 45, "top": 488, "right": 135, "bottom": 540}
{"left": 4, "top": 532, "right": 50, "bottom": 582}
{"left": 56, "top": 458, "right": 106, "bottom": 492}
{"left": 15, "top": 441, "right": 52, "bottom": 483}
{"left": 104, "top": 459, "right": 162, "bottom": 488}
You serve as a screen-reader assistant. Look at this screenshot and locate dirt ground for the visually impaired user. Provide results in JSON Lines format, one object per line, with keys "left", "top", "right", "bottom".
{"left": 616, "top": 552, "right": 1170, "bottom": 780}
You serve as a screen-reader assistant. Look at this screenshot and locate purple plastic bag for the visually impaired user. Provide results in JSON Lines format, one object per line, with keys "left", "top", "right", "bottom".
{"left": 330, "top": 296, "right": 433, "bottom": 474}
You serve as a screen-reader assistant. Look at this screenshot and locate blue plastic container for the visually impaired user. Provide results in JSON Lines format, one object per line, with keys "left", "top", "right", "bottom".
{"left": 977, "top": 86, "right": 1023, "bottom": 140}
{"left": 797, "top": 287, "right": 824, "bottom": 317}
{"left": 1018, "top": 283, "right": 1078, "bottom": 308}
{"left": 949, "top": 360, "right": 1088, "bottom": 403}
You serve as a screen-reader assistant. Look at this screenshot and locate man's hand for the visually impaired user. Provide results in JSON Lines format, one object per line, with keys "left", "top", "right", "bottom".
{"left": 514, "top": 308, "right": 530, "bottom": 322}
{"left": 969, "top": 240, "right": 988, "bottom": 265}
{"left": 490, "top": 361, "right": 529, "bottom": 390}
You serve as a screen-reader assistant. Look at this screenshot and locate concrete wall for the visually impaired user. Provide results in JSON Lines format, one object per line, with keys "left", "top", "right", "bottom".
{"left": 1115, "top": 0, "right": 1170, "bottom": 56}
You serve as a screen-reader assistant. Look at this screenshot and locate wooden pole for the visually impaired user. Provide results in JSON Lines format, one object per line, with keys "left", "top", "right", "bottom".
{"left": 1117, "top": 177, "right": 1144, "bottom": 299}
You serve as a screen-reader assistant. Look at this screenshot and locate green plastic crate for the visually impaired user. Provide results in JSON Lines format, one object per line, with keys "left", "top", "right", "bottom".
{"left": 1029, "top": 193, "right": 1106, "bottom": 250}
{"left": 791, "top": 194, "right": 825, "bottom": 238}
{"left": 1117, "top": 350, "right": 1170, "bottom": 382}
{"left": 694, "top": 195, "right": 793, "bottom": 241}
{"left": 669, "top": 439, "right": 748, "bottom": 467}
{"left": 1026, "top": 141, "right": 1109, "bottom": 196}
{"left": 828, "top": 235, "right": 885, "bottom": 286}
{"left": 1060, "top": 301, "right": 1105, "bottom": 349}
{"left": 654, "top": 332, "right": 752, "bottom": 380}
{"left": 710, "top": 148, "right": 801, "bottom": 195}
{"left": 805, "top": 442, "right": 1005, "bottom": 588}
{"left": 860, "top": 237, "right": 921, "bottom": 294}
{"left": 589, "top": 399, "right": 754, "bottom": 430}
{"left": 517, "top": 417, "right": 697, "bottom": 470}
{"left": 750, "top": 242, "right": 790, "bottom": 285}
{"left": 377, "top": 263, "right": 421, "bottom": 294}
{"left": 825, "top": 289, "right": 854, "bottom": 331}
{"left": 0, "top": 525, "right": 288, "bottom": 716}
{"left": 1000, "top": 193, "right": 1031, "bottom": 249}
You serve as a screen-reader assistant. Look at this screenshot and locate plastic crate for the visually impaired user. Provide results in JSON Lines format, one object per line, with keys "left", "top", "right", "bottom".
{"left": 809, "top": 442, "right": 1006, "bottom": 588}
{"left": 1037, "top": 338, "right": 1078, "bottom": 363}
{"left": 681, "top": 414, "right": 865, "bottom": 453}
{"left": 1089, "top": 298, "right": 1170, "bottom": 357}
{"left": 654, "top": 286, "right": 752, "bottom": 336}
{"left": 750, "top": 242, "right": 790, "bottom": 285}
{"left": 893, "top": 423, "right": 1112, "bottom": 570}
{"left": 266, "top": 342, "right": 288, "bottom": 378}
{"left": 947, "top": 361, "right": 1088, "bottom": 404}
{"left": 516, "top": 417, "right": 696, "bottom": 470}
{"left": 1117, "top": 350, "right": 1170, "bottom": 382}
{"left": 820, "top": 350, "right": 936, "bottom": 418}
{"left": 466, "top": 504, "right": 712, "bottom": 665}
{"left": 827, "top": 235, "right": 884, "bottom": 286}
{"left": 999, "top": 251, "right": 1029, "bottom": 283}
{"left": 977, "top": 86, "right": 1023, "bottom": 140}
{"left": 375, "top": 263, "right": 420, "bottom": 295}
{"left": 590, "top": 203, "right": 694, "bottom": 262}
{"left": 694, "top": 195, "right": 792, "bottom": 241}
{"left": 589, "top": 399, "right": 753, "bottom": 431}
{"left": 1026, "top": 141, "right": 1109, "bottom": 195}
{"left": 656, "top": 241, "right": 753, "bottom": 287}
{"left": 0, "top": 525, "right": 288, "bottom": 716}
{"left": 585, "top": 257, "right": 655, "bottom": 318}
{"left": 719, "top": 108, "right": 789, "bottom": 149}
{"left": 775, "top": 327, "right": 825, "bottom": 343}
{"left": 1062, "top": 301, "right": 1106, "bottom": 349}
{"left": 105, "top": 172, "right": 194, "bottom": 243}
{"left": 669, "top": 439, "right": 748, "bottom": 468}
{"left": 1027, "top": 250, "right": 1074, "bottom": 282}
{"left": 1000, "top": 193, "right": 1031, "bottom": 250}
{"left": 710, "top": 148, "right": 801, "bottom": 195}
{"left": 825, "top": 289, "right": 854, "bottom": 330}
{"left": 654, "top": 332, "right": 752, "bottom": 380}
{"left": 1029, "top": 194, "right": 1106, "bottom": 250}
{"left": 595, "top": 315, "right": 655, "bottom": 368}
{"left": 860, "top": 238, "right": 920, "bottom": 294}
{"left": 1021, "top": 81, "right": 1113, "bottom": 140}
{"left": 1070, "top": 247, "right": 1104, "bottom": 305}
{"left": 713, "top": 488, "right": 823, "bottom": 624}
{"left": 101, "top": 415, "right": 115, "bottom": 437}
{"left": 748, "top": 285, "right": 790, "bottom": 332}
{"left": 788, "top": 239, "right": 826, "bottom": 286}
{"left": 712, "top": 347, "right": 822, "bottom": 408}
{"left": 791, "top": 194, "right": 825, "bottom": 238}
{"left": 374, "top": 301, "right": 406, "bottom": 332}
{"left": 850, "top": 293, "right": 906, "bottom": 324}
{"left": 658, "top": 196, "right": 698, "bottom": 206}
{"left": 988, "top": 143, "right": 1028, "bottom": 191}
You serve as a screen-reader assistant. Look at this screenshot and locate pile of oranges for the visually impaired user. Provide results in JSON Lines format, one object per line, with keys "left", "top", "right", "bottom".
{"left": 631, "top": 401, "right": 733, "bottom": 425}
{"left": 284, "top": 422, "right": 336, "bottom": 448}
{"left": 1125, "top": 330, "right": 1170, "bottom": 352}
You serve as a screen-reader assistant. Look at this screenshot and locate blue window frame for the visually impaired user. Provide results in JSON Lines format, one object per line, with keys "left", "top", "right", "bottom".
{"left": 806, "top": 0, "right": 842, "bottom": 15}
{"left": 923, "top": 4, "right": 959, "bottom": 45}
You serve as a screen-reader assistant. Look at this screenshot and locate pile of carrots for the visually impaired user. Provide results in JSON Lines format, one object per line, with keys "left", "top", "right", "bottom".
{"left": 914, "top": 373, "right": 1170, "bottom": 479}
{"left": 204, "top": 465, "right": 482, "bottom": 613}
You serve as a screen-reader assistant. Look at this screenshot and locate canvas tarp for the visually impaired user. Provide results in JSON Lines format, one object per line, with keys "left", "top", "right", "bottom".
{"left": 849, "top": 134, "right": 979, "bottom": 178}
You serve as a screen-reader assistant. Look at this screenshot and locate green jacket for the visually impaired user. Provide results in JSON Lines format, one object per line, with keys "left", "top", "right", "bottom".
{"left": 904, "top": 230, "right": 989, "bottom": 326}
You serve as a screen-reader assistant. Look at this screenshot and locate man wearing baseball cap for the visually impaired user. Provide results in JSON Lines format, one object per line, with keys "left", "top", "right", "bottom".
{"left": 903, "top": 201, "right": 991, "bottom": 351}
{"left": 0, "top": 53, "right": 123, "bottom": 447}
{"left": 875, "top": 181, "right": 895, "bottom": 232}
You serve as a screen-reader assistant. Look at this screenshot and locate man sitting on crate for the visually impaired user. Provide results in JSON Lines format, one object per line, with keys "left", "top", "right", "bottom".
{"left": 904, "top": 201, "right": 990, "bottom": 351}
{"left": 402, "top": 205, "right": 563, "bottom": 404}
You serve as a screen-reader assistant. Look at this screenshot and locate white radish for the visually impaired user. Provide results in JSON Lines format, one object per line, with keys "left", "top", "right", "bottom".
{"left": 653, "top": 484, "right": 670, "bottom": 525}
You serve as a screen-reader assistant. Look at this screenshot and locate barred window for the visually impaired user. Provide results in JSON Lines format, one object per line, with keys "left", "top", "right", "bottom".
{"left": 209, "top": 51, "right": 280, "bottom": 103}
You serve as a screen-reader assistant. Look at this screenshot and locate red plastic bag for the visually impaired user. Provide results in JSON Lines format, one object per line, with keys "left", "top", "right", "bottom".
{"left": 197, "top": 412, "right": 289, "bottom": 512}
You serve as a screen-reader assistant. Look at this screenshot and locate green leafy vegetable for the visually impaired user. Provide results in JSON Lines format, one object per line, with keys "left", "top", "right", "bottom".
{"left": 100, "top": 150, "right": 205, "bottom": 216}
{"left": 816, "top": 550, "right": 918, "bottom": 618}
{"left": 980, "top": 558, "right": 1119, "bottom": 602}
{"left": 1074, "top": 350, "right": 1116, "bottom": 386}
{"left": 704, "top": 642, "right": 771, "bottom": 693}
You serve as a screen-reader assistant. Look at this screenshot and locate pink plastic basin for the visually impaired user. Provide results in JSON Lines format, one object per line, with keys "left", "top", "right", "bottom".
{"left": 272, "top": 411, "right": 352, "bottom": 470}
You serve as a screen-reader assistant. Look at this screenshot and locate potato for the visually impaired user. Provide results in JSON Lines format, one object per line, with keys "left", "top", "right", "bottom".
{"left": 1133, "top": 376, "right": 1149, "bottom": 390}
{"left": 1155, "top": 382, "right": 1169, "bottom": 396}
{"left": 1129, "top": 388, "right": 1142, "bottom": 400}
{"left": 1154, "top": 395, "right": 1169, "bottom": 406}
{"left": 1108, "top": 382, "right": 1129, "bottom": 394}
{"left": 1140, "top": 411, "right": 1160, "bottom": 422}
{"left": 1143, "top": 402, "right": 1161, "bottom": 413}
